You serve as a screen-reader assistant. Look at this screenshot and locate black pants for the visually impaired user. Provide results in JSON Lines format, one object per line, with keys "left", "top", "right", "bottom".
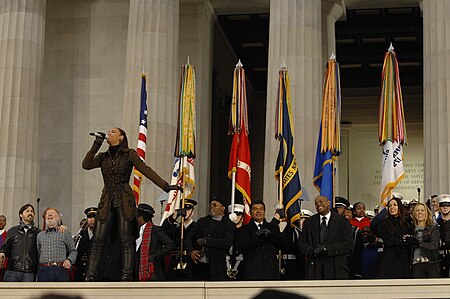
{"left": 86, "top": 203, "right": 135, "bottom": 281}
{"left": 412, "top": 262, "right": 441, "bottom": 278}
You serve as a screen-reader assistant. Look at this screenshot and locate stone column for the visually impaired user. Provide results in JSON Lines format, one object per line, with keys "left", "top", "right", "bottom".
{"left": 264, "top": 0, "right": 322, "bottom": 213}
{"left": 122, "top": 0, "right": 179, "bottom": 206}
{"left": 322, "top": 0, "right": 345, "bottom": 63}
{"left": 179, "top": 0, "right": 215, "bottom": 216}
{"left": 422, "top": 0, "right": 450, "bottom": 196}
{"left": 0, "top": 0, "right": 46, "bottom": 221}
{"left": 321, "top": 0, "right": 345, "bottom": 194}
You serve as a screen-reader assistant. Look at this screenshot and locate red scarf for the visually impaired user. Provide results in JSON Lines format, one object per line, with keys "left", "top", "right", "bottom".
{"left": 139, "top": 222, "right": 154, "bottom": 281}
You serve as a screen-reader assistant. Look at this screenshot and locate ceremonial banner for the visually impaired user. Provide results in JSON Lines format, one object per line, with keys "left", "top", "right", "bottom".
{"left": 132, "top": 74, "right": 148, "bottom": 204}
{"left": 378, "top": 44, "right": 407, "bottom": 209}
{"left": 313, "top": 54, "right": 341, "bottom": 206}
{"left": 160, "top": 62, "right": 196, "bottom": 218}
{"left": 160, "top": 156, "right": 196, "bottom": 225}
{"left": 275, "top": 68, "right": 302, "bottom": 227}
{"left": 228, "top": 60, "right": 252, "bottom": 224}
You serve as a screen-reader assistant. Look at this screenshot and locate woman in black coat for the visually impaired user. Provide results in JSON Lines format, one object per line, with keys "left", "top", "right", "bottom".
{"left": 371, "top": 197, "right": 414, "bottom": 278}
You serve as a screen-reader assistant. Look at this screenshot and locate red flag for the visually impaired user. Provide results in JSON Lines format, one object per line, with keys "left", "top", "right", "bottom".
{"left": 228, "top": 128, "right": 252, "bottom": 224}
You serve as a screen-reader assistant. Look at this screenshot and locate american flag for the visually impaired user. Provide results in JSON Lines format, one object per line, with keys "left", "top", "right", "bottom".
{"left": 132, "top": 74, "right": 148, "bottom": 204}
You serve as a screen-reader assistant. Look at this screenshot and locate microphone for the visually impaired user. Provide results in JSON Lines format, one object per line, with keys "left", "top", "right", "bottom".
{"left": 37, "top": 197, "right": 40, "bottom": 203}
{"left": 89, "top": 132, "right": 106, "bottom": 138}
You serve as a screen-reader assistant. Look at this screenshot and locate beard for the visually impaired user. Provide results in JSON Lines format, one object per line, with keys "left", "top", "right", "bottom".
{"left": 46, "top": 218, "right": 58, "bottom": 228}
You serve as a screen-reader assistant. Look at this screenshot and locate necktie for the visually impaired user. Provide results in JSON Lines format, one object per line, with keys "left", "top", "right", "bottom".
{"left": 320, "top": 216, "right": 327, "bottom": 244}
{"left": 258, "top": 223, "right": 262, "bottom": 230}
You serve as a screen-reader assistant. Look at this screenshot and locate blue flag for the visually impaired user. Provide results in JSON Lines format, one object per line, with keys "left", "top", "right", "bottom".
{"left": 275, "top": 70, "right": 302, "bottom": 227}
{"left": 313, "top": 126, "right": 334, "bottom": 206}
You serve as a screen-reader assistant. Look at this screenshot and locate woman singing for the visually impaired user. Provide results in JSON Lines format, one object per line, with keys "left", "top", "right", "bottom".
{"left": 82, "top": 127, "right": 178, "bottom": 281}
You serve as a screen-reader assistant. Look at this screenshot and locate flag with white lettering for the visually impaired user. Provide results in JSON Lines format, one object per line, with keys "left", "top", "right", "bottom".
{"left": 378, "top": 44, "right": 407, "bottom": 209}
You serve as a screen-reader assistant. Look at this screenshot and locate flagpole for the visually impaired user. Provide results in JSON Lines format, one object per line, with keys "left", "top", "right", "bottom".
{"left": 278, "top": 171, "right": 285, "bottom": 275}
{"left": 177, "top": 157, "right": 187, "bottom": 270}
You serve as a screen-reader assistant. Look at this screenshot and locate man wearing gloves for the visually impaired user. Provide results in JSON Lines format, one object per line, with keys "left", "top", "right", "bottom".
{"left": 237, "top": 200, "right": 288, "bottom": 280}
{"left": 298, "top": 195, "right": 353, "bottom": 279}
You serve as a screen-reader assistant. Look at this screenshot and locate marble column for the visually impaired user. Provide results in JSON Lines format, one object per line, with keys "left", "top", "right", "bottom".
{"left": 322, "top": 0, "right": 345, "bottom": 63}
{"left": 264, "top": 0, "right": 322, "bottom": 213}
{"left": 122, "top": 0, "right": 179, "bottom": 207}
{"left": 0, "top": 0, "right": 46, "bottom": 221}
{"left": 421, "top": 0, "right": 450, "bottom": 196}
{"left": 321, "top": 0, "right": 345, "bottom": 195}
{"left": 179, "top": 0, "right": 215, "bottom": 217}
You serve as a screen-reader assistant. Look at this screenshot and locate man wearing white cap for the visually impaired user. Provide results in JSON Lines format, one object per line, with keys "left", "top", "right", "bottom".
{"left": 437, "top": 194, "right": 450, "bottom": 277}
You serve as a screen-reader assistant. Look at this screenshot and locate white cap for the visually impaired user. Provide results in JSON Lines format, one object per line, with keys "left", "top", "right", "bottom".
{"left": 437, "top": 194, "right": 450, "bottom": 206}
{"left": 401, "top": 199, "right": 410, "bottom": 206}
{"left": 392, "top": 192, "right": 403, "bottom": 200}
{"left": 228, "top": 204, "right": 245, "bottom": 213}
{"left": 300, "top": 209, "right": 314, "bottom": 218}
{"left": 365, "top": 210, "right": 375, "bottom": 219}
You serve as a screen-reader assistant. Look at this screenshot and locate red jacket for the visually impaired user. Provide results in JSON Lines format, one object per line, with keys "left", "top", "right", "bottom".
{"left": 350, "top": 217, "right": 371, "bottom": 230}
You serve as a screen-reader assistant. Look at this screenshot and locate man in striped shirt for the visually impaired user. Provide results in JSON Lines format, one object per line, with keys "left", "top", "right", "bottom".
{"left": 37, "top": 207, "right": 77, "bottom": 282}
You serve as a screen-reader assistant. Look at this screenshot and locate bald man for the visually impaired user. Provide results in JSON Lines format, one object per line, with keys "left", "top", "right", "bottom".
{"left": 298, "top": 195, "right": 353, "bottom": 279}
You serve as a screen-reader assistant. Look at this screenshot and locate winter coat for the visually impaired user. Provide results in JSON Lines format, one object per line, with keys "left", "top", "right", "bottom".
{"left": 237, "top": 218, "right": 289, "bottom": 280}
{"left": 298, "top": 211, "right": 353, "bottom": 279}
{"left": 0, "top": 224, "right": 40, "bottom": 273}
{"left": 82, "top": 141, "right": 168, "bottom": 223}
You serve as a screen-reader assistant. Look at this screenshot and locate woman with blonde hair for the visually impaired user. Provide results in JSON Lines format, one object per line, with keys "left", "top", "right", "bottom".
{"left": 405, "top": 203, "right": 441, "bottom": 277}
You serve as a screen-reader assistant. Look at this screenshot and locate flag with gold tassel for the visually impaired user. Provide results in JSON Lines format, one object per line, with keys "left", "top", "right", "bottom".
{"left": 378, "top": 43, "right": 407, "bottom": 209}
{"left": 228, "top": 60, "right": 252, "bottom": 224}
{"left": 275, "top": 66, "right": 302, "bottom": 228}
{"left": 313, "top": 53, "right": 342, "bottom": 206}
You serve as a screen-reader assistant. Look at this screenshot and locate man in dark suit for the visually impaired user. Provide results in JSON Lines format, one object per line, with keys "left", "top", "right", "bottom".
{"left": 298, "top": 195, "right": 353, "bottom": 279}
{"left": 237, "top": 200, "right": 288, "bottom": 280}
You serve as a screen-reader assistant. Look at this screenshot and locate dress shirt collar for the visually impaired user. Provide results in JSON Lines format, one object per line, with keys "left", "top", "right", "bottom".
{"left": 320, "top": 211, "right": 331, "bottom": 226}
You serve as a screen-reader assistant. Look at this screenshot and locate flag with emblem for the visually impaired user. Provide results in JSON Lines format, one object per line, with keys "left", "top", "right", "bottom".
{"left": 132, "top": 74, "right": 148, "bottom": 204}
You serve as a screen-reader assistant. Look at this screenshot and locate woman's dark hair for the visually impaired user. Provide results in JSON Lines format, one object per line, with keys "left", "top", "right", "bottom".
{"left": 385, "top": 197, "right": 407, "bottom": 234}
{"left": 19, "top": 204, "right": 35, "bottom": 218}
{"left": 116, "top": 127, "right": 129, "bottom": 148}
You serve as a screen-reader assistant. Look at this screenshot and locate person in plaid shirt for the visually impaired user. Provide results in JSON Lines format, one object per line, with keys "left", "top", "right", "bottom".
{"left": 36, "top": 207, "right": 77, "bottom": 282}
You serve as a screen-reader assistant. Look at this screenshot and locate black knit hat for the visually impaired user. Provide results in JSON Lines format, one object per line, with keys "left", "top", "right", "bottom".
{"left": 210, "top": 196, "right": 229, "bottom": 208}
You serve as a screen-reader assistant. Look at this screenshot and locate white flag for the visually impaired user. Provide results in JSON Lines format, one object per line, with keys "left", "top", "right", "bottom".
{"left": 380, "top": 141, "right": 405, "bottom": 209}
{"left": 160, "top": 157, "right": 196, "bottom": 225}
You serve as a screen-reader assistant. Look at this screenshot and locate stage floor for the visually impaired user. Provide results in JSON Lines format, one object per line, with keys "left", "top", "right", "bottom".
{"left": 2, "top": 279, "right": 450, "bottom": 299}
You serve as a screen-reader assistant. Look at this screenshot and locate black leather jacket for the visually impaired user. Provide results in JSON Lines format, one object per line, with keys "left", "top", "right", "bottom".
{"left": 0, "top": 224, "right": 40, "bottom": 273}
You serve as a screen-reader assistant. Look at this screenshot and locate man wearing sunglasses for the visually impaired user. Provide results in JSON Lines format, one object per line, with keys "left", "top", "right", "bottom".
{"left": 185, "top": 196, "right": 235, "bottom": 281}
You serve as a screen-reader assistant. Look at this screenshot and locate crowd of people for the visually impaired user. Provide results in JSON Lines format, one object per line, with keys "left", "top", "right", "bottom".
{"left": 0, "top": 128, "right": 449, "bottom": 282}
{"left": 1, "top": 191, "right": 449, "bottom": 282}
